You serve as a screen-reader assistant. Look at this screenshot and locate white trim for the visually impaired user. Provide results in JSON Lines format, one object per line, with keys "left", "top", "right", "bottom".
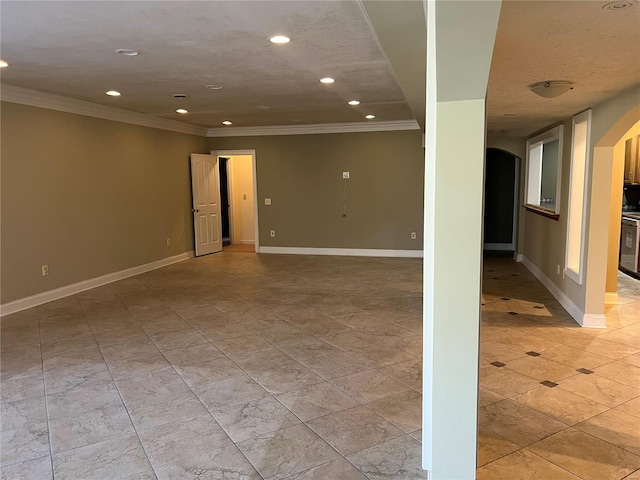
{"left": 525, "top": 125, "right": 564, "bottom": 215}
{"left": 520, "top": 256, "right": 606, "bottom": 328}
{"left": 259, "top": 246, "right": 423, "bottom": 258}
{"left": 1, "top": 85, "right": 208, "bottom": 137}
{"left": 0, "top": 251, "right": 194, "bottom": 317}
{"left": 207, "top": 120, "right": 420, "bottom": 137}
{"left": 515, "top": 253, "right": 524, "bottom": 262}
{"left": 483, "top": 243, "right": 514, "bottom": 251}
{"left": 605, "top": 292, "right": 619, "bottom": 304}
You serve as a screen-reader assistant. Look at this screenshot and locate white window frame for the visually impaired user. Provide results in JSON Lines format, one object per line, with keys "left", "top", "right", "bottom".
{"left": 564, "top": 110, "right": 592, "bottom": 284}
{"left": 525, "top": 125, "right": 564, "bottom": 216}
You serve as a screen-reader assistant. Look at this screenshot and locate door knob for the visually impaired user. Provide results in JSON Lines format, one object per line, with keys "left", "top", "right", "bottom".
{"left": 192, "top": 208, "right": 200, "bottom": 213}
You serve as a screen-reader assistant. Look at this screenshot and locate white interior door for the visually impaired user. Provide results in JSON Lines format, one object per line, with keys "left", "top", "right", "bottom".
{"left": 190, "top": 154, "right": 223, "bottom": 256}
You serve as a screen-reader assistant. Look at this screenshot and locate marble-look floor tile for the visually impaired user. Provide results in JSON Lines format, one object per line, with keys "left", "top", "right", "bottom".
{"left": 137, "top": 413, "right": 231, "bottom": 453}
{"left": 538, "top": 344, "right": 613, "bottom": 369}
{"left": 479, "top": 387, "right": 506, "bottom": 407}
{"left": 231, "top": 347, "right": 295, "bottom": 372}
{"left": 476, "top": 450, "right": 580, "bottom": 480}
{"left": 46, "top": 372, "right": 122, "bottom": 420}
{"left": 0, "top": 375, "right": 45, "bottom": 403}
{"left": 307, "top": 405, "right": 403, "bottom": 456}
{"left": 0, "top": 422, "right": 50, "bottom": 467}
{"left": 114, "top": 367, "right": 192, "bottom": 407}
{"left": 365, "top": 389, "right": 422, "bottom": 433}
{"left": 149, "top": 328, "right": 209, "bottom": 352}
{"left": 174, "top": 357, "right": 244, "bottom": 389}
{"left": 0, "top": 397, "right": 47, "bottom": 431}
{"left": 276, "top": 381, "right": 359, "bottom": 421}
{"left": 127, "top": 393, "right": 209, "bottom": 434}
{"left": 575, "top": 409, "right": 640, "bottom": 456}
{"left": 148, "top": 442, "right": 260, "bottom": 480}
{"left": 249, "top": 362, "right": 324, "bottom": 395}
{"left": 0, "top": 455, "right": 52, "bottom": 480}
{"left": 52, "top": 434, "right": 155, "bottom": 480}
{"left": 213, "top": 396, "right": 300, "bottom": 443}
{"left": 237, "top": 423, "right": 339, "bottom": 480}
{"left": 298, "top": 351, "right": 374, "bottom": 380}
{"left": 478, "top": 366, "right": 541, "bottom": 397}
{"left": 284, "top": 457, "right": 367, "bottom": 480}
{"left": 527, "top": 428, "right": 640, "bottom": 480}
{"left": 351, "top": 343, "right": 416, "bottom": 367}
{"left": 568, "top": 337, "right": 639, "bottom": 360}
{"left": 616, "top": 397, "right": 640, "bottom": 418}
{"left": 331, "top": 370, "right": 409, "bottom": 404}
{"left": 594, "top": 361, "right": 640, "bottom": 388}
{"left": 557, "top": 373, "right": 640, "bottom": 408}
{"left": 477, "top": 426, "right": 520, "bottom": 467}
{"left": 195, "top": 374, "right": 270, "bottom": 412}
{"left": 380, "top": 359, "right": 422, "bottom": 389}
{"left": 214, "top": 334, "right": 272, "bottom": 355}
{"left": 105, "top": 351, "right": 171, "bottom": 379}
{"left": 49, "top": 404, "right": 135, "bottom": 454}
{"left": 347, "top": 435, "right": 427, "bottom": 480}
{"left": 504, "top": 356, "right": 578, "bottom": 382}
{"left": 478, "top": 399, "right": 568, "bottom": 447}
{"left": 512, "top": 386, "right": 609, "bottom": 425}
{"left": 623, "top": 352, "right": 640, "bottom": 367}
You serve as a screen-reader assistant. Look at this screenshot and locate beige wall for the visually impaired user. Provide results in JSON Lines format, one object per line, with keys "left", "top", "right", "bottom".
{"left": 519, "top": 85, "right": 640, "bottom": 319}
{"left": 228, "top": 155, "right": 255, "bottom": 244}
{"left": 1, "top": 102, "right": 208, "bottom": 303}
{"left": 209, "top": 130, "right": 425, "bottom": 250}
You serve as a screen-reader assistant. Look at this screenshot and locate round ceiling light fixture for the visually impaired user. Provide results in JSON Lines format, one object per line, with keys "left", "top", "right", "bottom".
{"left": 0, "top": 59, "right": 8, "bottom": 68}
{"left": 269, "top": 35, "right": 291, "bottom": 44}
{"left": 602, "top": 0, "right": 637, "bottom": 10}
{"left": 176, "top": 108, "right": 188, "bottom": 114}
{"left": 348, "top": 100, "right": 360, "bottom": 106}
{"left": 105, "top": 90, "right": 121, "bottom": 96}
{"left": 222, "top": 120, "right": 232, "bottom": 125}
{"left": 320, "top": 77, "right": 335, "bottom": 84}
{"left": 529, "top": 81, "right": 573, "bottom": 98}
{"left": 173, "top": 93, "right": 188, "bottom": 99}
{"left": 205, "top": 84, "right": 223, "bottom": 90}
{"left": 115, "top": 49, "right": 139, "bottom": 56}
{"left": 365, "top": 114, "right": 375, "bottom": 120}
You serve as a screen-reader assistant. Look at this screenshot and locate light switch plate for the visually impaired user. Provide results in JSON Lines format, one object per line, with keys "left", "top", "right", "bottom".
{"left": 342, "top": 172, "right": 350, "bottom": 179}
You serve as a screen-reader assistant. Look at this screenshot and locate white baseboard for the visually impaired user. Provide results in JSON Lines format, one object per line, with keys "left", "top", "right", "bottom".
{"left": 234, "top": 240, "right": 255, "bottom": 245}
{"left": 0, "top": 251, "right": 195, "bottom": 317}
{"left": 604, "top": 292, "right": 619, "bottom": 305}
{"left": 259, "top": 246, "right": 423, "bottom": 258}
{"left": 520, "top": 256, "right": 606, "bottom": 328}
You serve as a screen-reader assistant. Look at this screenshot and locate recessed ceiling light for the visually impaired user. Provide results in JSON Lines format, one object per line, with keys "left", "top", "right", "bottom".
{"left": 176, "top": 109, "right": 188, "bottom": 114}
{"left": 257, "top": 105, "right": 270, "bottom": 110}
{"left": 222, "top": 121, "right": 232, "bottom": 125}
{"left": 173, "top": 94, "right": 188, "bottom": 99}
{"left": 348, "top": 100, "right": 360, "bottom": 106}
{"left": 602, "top": 0, "right": 637, "bottom": 10}
{"left": 105, "top": 90, "right": 121, "bottom": 96}
{"left": 365, "top": 114, "right": 375, "bottom": 120}
{"left": 115, "top": 49, "right": 139, "bottom": 56}
{"left": 205, "top": 85, "right": 223, "bottom": 90}
{"left": 0, "top": 59, "right": 8, "bottom": 68}
{"left": 320, "top": 77, "right": 335, "bottom": 84}
{"left": 269, "top": 35, "right": 291, "bottom": 44}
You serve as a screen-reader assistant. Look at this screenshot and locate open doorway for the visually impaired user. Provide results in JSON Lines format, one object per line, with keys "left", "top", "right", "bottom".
{"left": 483, "top": 148, "right": 519, "bottom": 253}
{"left": 212, "top": 150, "right": 258, "bottom": 253}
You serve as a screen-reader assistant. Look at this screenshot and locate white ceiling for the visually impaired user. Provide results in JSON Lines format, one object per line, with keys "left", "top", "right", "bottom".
{"left": 1, "top": 0, "right": 639, "bottom": 137}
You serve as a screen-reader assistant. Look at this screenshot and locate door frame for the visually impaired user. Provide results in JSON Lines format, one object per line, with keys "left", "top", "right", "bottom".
{"left": 483, "top": 150, "right": 520, "bottom": 251}
{"left": 210, "top": 149, "right": 259, "bottom": 252}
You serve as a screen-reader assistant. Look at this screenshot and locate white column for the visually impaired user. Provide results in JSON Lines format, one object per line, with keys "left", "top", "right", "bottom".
{"left": 422, "top": 1, "right": 501, "bottom": 478}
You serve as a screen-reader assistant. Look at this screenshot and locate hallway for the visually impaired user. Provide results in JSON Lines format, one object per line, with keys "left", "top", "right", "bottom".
{"left": 0, "top": 252, "right": 638, "bottom": 479}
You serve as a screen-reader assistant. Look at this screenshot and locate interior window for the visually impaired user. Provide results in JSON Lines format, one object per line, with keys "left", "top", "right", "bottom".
{"left": 525, "top": 125, "right": 564, "bottom": 216}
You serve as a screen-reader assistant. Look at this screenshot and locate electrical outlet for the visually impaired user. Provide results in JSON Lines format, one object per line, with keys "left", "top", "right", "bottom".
{"left": 243, "top": 194, "right": 247, "bottom": 200}
{"left": 557, "top": 264, "right": 560, "bottom": 275}
{"left": 166, "top": 238, "right": 171, "bottom": 246}
{"left": 270, "top": 230, "right": 276, "bottom": 237}
{"left": 265, "top": 198, "right": 272, "bottom": 205}
{"left": 411, "top": 232, "right": 417, "bottom": 240}
{"left": 342, "top": 171, "right": 350, "bottom": 179}
{"left": 41, "top": 265, "right": 49, "bottom": 277}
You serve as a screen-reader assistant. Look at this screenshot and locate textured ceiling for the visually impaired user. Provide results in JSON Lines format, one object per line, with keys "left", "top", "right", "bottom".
{"left": 1, "top": 1, "right": 639, "bottom": 136}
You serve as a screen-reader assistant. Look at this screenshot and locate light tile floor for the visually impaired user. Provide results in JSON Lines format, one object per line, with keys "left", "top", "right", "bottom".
{"left": 0, "top": 252, "right": 638, "bottom": 479}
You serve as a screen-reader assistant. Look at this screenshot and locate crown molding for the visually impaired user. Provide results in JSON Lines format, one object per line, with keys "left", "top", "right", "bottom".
{"left": 0, "top": 84, "right": 208, "bottom": 137}
{"left": 207, "top": 120, "right": 420, "bottom": 137}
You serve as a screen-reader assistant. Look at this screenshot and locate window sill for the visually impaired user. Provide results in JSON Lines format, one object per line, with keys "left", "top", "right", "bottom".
{"left": 524, "top": 204, "right": 560, "bottom": 221}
